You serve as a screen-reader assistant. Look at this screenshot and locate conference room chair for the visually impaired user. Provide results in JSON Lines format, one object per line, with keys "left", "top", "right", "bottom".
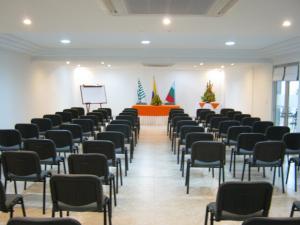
{"left": 50, "top": 174, "right": 112, "bottom": 225}
{"left": 226, "top": 111, "right": 240, "bottom": 119}
{"left": 224, "top": 125, "right": 252, "bottom": 148}
{"left": 7, "top": 217, "right": 82, "bottom": 225}
{"left": 205, "top": 113, "right": 221, "bottom": 129}
{"left": 0, "top": 129, "right": 22, "bottom": 152}
{"left": 80, "top": 115, "right": 100, "bottom": 131}
{"left": 87, "top": 112, "right": 106, "bottom": 127}
{"left": 195, "top": 108, "right": 210, "bottom": 123}
{"left": 290, "top": 201, "right": 300, "bottom": 217}
{"left": 23, "top": 139, "right": 66, "bottom": 174}
{"left": 106, "top": 124, "right": 134, "bottom": 162}
{"left": 230, "top": 133, "right": 266, "bottom": 178}
{"left": 265, "top": 126, "right": 290, "bottom": 141}
{"left": 15, "top": 124, "right": 39, "bottom": 141}
{"left": 167, "top": 109, "right": 184, "bottom": 135}
{"left": 208, "top": 116, "right": 229, "bottom": 135}
{"left": 286, "top": 156, "right": 300, "bottom": 192}
{"left": 170, "top": 115, "right": 192, "bottom": 141}
{"left": 120, "top": 111, "right": 140, "bottom": 136}
{"left": 116, "top": 115, "right": 138, "bottom": 142}
{"left": 220, "top": 108, "right": 234, "bottom": 116}
{"left": 102, "top": 107, "right": 113, "bottom": 120}
{"left": 1, "top": 151, "right": 51, "bottom": 214}
{"left": 82, "top": 140, "right": 123, "bottom": 192}
{"left": 172, "top": 120, "right": 198, "bottom": 153}
{"left": 55, "top": 112, "right": 72, "bottom": 123}
{"left": 233, "top": 114, "right": 251, "bottom": 121}
{"left": 97, "top": 131, "right": 129, "bottom": 173}
{"left": 217, "top": 120, "right": 240, "bottom": 140}
{"left": 45, "top": 130, "right": 74, "bottom": 157}
{"left": 68, "top": 153, "right": 117, "bottom": 207}
{"left": 72, "top": 119, "right": 95, "bottom": 139}
{"left": 168, "top": 111, "right": 187, "bottom": 137}
{"left": 252, "top": 121, "right": 274, "bottom": 133}
{"left": 186, "top": 141, "right": 225, "bottom": 194}
{"left": 199, "top": 110, "right": 214, "bottom": 126}
{"left": 43, "top": 114, "right": 62, "bottom": 129}
{"left": 59, "top": 124, "right": 82, "bottom": 153}
{"left": 0, "top": 181, "right": 26, "bottom": 218}
{"left": 242, "top": 217, "right": 300, "bottom": 225}
{"left": 241, "top": 117, "right": 261, "bottom": 126}
{"left": 181, "top": 132, "right": 214, "bottom": 176}
{"left": 63, "top": 109, "right": 79, "bottom": 119}
{"left": 177, "top": 125, "right": 205, "bottom": 163}
{"left": 241, "top": 141, "right": 286, "bottom": 193}
{"left": 204, "top": 182, "right": 273, "bottom": 225}
{"left": 31, "top": 118, "right": 52, "bottom": 137}
{"left": 110, "top": 119, "right": 137, "bottom": 146}
{"left": 71, "top": 107, "right": 85, "bottom": 116}
{"left": 94, "top": 109, "right": 109, "bottom": 123}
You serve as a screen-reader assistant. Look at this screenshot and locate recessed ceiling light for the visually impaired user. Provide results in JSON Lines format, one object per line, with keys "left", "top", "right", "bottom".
{"left": 200, "top": 62, "right": 204, "bottom": 66}
{"left": 231, "top": 63, "right": 235, "bottom": 66}
{"left": 77, "top": 64, "right": 80, "bottom": 67}
{"left": 162, "top": 17, "right": 171, "bottom": 26}
{"left": 107, "top": 64, "right": 111, "bottom": 68}
{"left": 23, "top": 18, "right": 32, "bottom": 25}
{"left": 141, "top": 40, "right": 151, "bottom": 45}
{"left": 221, "top": 65, "right": 225, "bottom": 69}
{"left": 101, "top": 61, "right": 105, "bottom": 65}
{"left": 193, "top": 65, "right": 197, "bottom": 68}
{"left": 225, "top": 41, "right": 235, "bottom": 46}
{"left": 66, "top": 61, "right": 70, "bottom": 65}
{"left": 60, "top": 39, "right": 71, "bottom": 44}
{"left": 282, "top": 20, "right": 291, "bottom": 27}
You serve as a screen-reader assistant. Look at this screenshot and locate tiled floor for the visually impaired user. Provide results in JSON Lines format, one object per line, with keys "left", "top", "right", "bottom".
{"left": 0, "top": 125, "right": 299, "bottom": 225}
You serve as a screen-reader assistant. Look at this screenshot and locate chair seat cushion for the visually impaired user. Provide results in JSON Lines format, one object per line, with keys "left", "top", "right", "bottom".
{"left": 56, "top": 146, "right": 72, "bottom": 153}
{"left": 192, "top": 160, "right": 221, "bottom": 167}
{"left": 8, "top": 170, "right": 51, "bottom": 181}
{"left": 41, "top": 156, "right": 64, "bottom": 165}
{"left": 238, "top": 148, "right": 253, "bottom": 155}
{"left": 286, "top": 148, "right": 300, "bottom": 155}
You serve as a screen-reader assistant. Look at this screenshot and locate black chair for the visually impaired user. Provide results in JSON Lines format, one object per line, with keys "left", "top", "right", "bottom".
{"left": 226, "top": 111, "right": 241, "bottom": 119}
{"left": 198, "top": 110, "right": 213, "bottom": 125}
{"left": 204, "top": 182, "right": 273, "bottom": 225}
{"left": 31, "top": 118, "right": 52, "bottom": 136}
{"left": 15, "top": 124, "right": 39, "bottom": 141}
{"left": 196, "top": 109, "right": 210, "bottom": 122}
{"left": 50, "top": 174, "right": 112, "bottom": 225}
{"left": 72, "top": 119, "right": 94, "bottom": 138}
{"left": 71, "top": 107, "right": 85, "bottom": 116}
{"left": 169, "top": 114, "right": 189, "bottom": 138}
{"left": 45, "top": 130, "right": 73, "bottom": 157}
{"left": 225, "top": 125, "right": 252, "bottom": 147}
{"left": 43, "top": 114, "right": 62, "bottom": 129}
{"left": 186, "top": 141, "right": 225, "bottom": 194}
{"left": 252, "top": 121, "right": 273, "bottom": 134}
{"left": 241, "top": 117, "right": 261, "bottom": 126}
{"left": 208, "top": 116, "right": 229, "bottom": 134}
{"left": 59, "top": 124, "right": 83, "bottom": 145}
{"left": 97, "top": 131, "right": 129, "bottom": 173}
{"left": 80, "top": 115, "right": 100, "bottom": 131}
{"left": 7, "top": 217, "right": 82, "bottom": 225}
{"left": 220, "top": 108, "right": 234, "bottom": 116}
{"left": 87, "top": 112, "right": 106, "bottom": 127}
{"left": 0, "top": 129, "right": 22, "bottom": 151}
{"left": 218, "top": 120, "right": 240, "bottom": 140}
{"left": 110, "top": 119, "right": 137, "bottom": 146}
{"left": 116, "top": 115, "right": 138, "bottom": 143}
{"left": 23, "top": 139, "right": 66, "bottom": 174}
{"left": 265, "top": 126, "right": 290, "bottom": 141}
{"left": 63, "top": 109, "right": 79, "bottom": 119}
{"left": 229, "top": 133, "right": 266, "bottom": 177}
{"left": 102, "top": 108, "right": 113, "bottom": 120}
{"left": 205, "top": 113, "right": 220, "bottom": 128}
{"left": 0, "top": 181, "right": 26, "bottom": 218}
{"left": 233, "top": 114, "right": 251, "bottom": 121}
{"left": 55, "top": 112, "right": 72, "bottom": 123}
{"left": 1, "top": 151, "right": 51, "bottom": 214}
{"left": 180, "top": 132, "right": 214, "bottom": 176}
{"left": 243, "top": 217, "right": 300, "bottom": 225}
{"left": 93, "top": 110, "right": 109, "bottom": 123}
{"left": 68, "top": 153, "right": 117, "bottom": 207}
{"left": 241, "top": 141, "right": 286, "bottom": 193}
{"left": 177, "top": 125, "right": 205, "bottom": 163}
{"left": 167, "top": 109, "right": 184, "bottom": 134}
{"left": 82, "top": 140, "right": 123, "bottom": 192}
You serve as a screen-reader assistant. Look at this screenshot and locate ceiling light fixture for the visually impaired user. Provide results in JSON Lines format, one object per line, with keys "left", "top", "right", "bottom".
{"left": 23, "top": 18, "right": 32, "bottom": 25}
{"left": 200, "top": 62, "right": 204, "bottom": 66}
{"left": 60, "top": 39, "right": 71, "bottom": 44}
{"left": 225, "top": 41, "right": 235, "bottom": 46}
{"left": 107, "top": 64, "right": 112, "bottom": 68}
{"left": 193, "top": 65, "right": 197, "bottom": 68}
{"left": 66, "top": 61, "right": 70, "bottom": 65}
{"left": 77, "top": 64, "right": 81, "bottom": 67}
{"left": 162, "top": 17, "right": 171, "bottom": 26}
{"left": 282, "top": 20, "right": 291, "bottom": 27}
{"left": 231, "top": 63, "right": 235, "bottom": 66}
{"left": 141, "top": 40, "right": 151, "bottom": 45}
{"left": 221, "top": 65, "right": 225, "bottom": 69}
{"left": 101, "top": 61, "right": 105, "bottom": 65}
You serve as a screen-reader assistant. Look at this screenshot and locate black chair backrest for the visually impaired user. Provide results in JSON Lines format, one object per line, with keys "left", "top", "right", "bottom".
{"left": 59, "top": 124, "right": 82, "bottom": 142}
{"left": 106, "top": 124, "right": 131, "bottom": 139}
{"left": 45, "top": 130, "right": 73, "bottom": 148}
{"left": 226, "top": 111, "right": 240, "bottom": 119}
{"left": 55, "top": 112, "right": 72, "bottom": 123}
{"left": 172, "top": 116, "right": 192, "bottom": 127}
{"left": 168, "top": 109, "right": 184, "bottom": 118}
{"left": 0, "top": 129, "right": 22, "bottom": 148}
{"left": 7, "top": 217, "right": 82, "bottom": 225}
{"left": 180, "top": 126, "right": 205, "bottom": 140}
{"left": 191, "top": 141, "right": 225, "bottom": 165}
{"left": 63, "top": 109, "right": 79, "bottom": 119}
{"left": 0, "top": 181, "right": 7, "bottom": 211}
{"left": 87, "top": 112, "right": 105, "bottom": 124}
{"left": 237, "top": 133, "right": 266, "bottom": 152}
{"left": 196, "top": 109, "right": 210, "bottom": 119}
{"left": 72, "top": 119, "right": 94, "bottom": 133}
{"left": 68, "top": 153, "right": 109, "bottom": 179}
{"left": 214, "top": 182, "right": 273, "bottom": 220}
{"left": 82, "top": 140, "right": 116, "bottom": 163}
{"left": 227, "top": 126, "right": 252, "bottom": 142}
{"left": 176, "top": 120, "right": 198, "bottom": 133}
{"left": 218, "top": 120, "right": 240, "bottom": 134}
{"left": 2, "top": 151, "right": 41, "bottom": 177}
{"left": 43, "top": 114, "right": 62, "bottom": 127}
{"left": 253, "top": 141, "right": 285, "bottom": 164}
{"left": 120, "top": 112, "right": 137, "bottom": 119}
{"left": 265, "top": 126, "right": 290, "bottom": 141}
{"left": 110, "top": 119, "right": 132, "bottom": 128}
{"left": 96, "top": 131, "right": 125, "bottom": 150}
{"left": 50, "top": 174, "right": 104, "bottom": 211}
{"left": 206, "top": 112, "right": 220, "bottom": 124}
{"left": 23, "top": 139, "right": 56, "bottom": 160}
{"left": 71, "top": 107, "right": 85, "bottom": 116}
{"left": 209, "top": 116, "right": 229, "bottom": 130}
{"left": 242, "top": 217, "right": 300, "bottom": 225}
{"left": 185, "top": 132, "right": 214, "bottom": 149}
{"left": 241, "top": 117, "right": 261, "bottom": 126}
{"left": 31, "top": 118, "right": 52, "bottom": 132}
{"left": 283, "top": 133, "right": 300, "bottom": 150}
{"left": 252, "top": 121, "right": 273, "bottom": 134}
{"left": 220, "top": 108, "right": 234, "bottom": 116}
{"left": 15, "top": 123, "right": 39, "bottom": 140}
{"left": 80, "top": 115, "right": 97, "bottom": 128}
{"left": 102, "top": 108, "right": 112, "bottom": 118}
{"left": 116, "top": 115, "right": 135, "bottom": 126}
{"left": 233, "top": 114, "right": 251, "bottom": 121}
{"left": 200, "top": 110, "right": 214, "bottom": 122}
{"left": 94, "top": 109, "right": 109, "bottom": 121}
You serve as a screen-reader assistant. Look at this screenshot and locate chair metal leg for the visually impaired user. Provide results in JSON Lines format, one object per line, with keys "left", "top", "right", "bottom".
{"left": 263, "top": 167, "right": 266, "bottom": 178}
{"left": 14, "top": 181, "right": 18, "bottom": 194}
{"left": 63, "top": 160, "right": 66, "bottom": 174}
{"left": 210, "top": 212, "right": 214, "bottom": 225}
{"left": 177, "top": 141, "right": 180, "bottom": 164}
{"left": 59, "top": 210, "right": 63, "bottom": 217}
{"left": 241, "top": 159, "right": 246, "bottom": 181}
{"left": 103, "top": 201, "right": 107, "bottom": 225}
{"left": 125, "top": 151, "right": 129, "bottom": 173}
{"left": 57, "top": 163, "right": 60, "bottom": 174}
{"left": 119, "top": 160, "right": 123, "bottom": 186}
{"left": 286, "top": 160, "right": 291, "bottom": 184}
{"left": 181, "top": 151, "right": 185, "bottom": 177}
{"left": 281, "top": 166, "right": 285, "bottom": 193}
{"left": 229, "top": 149, "right": 233, "bottom": 172}
{"left": 116, "top": 164, "right": 119, "bottom": 193}
{"left": 24, "top": 181, "right": 27, "bottom": 190}
{"left": 108, "top": 199, "right": 112, "bottom": 225}
{"left": 295, "top": 162, "right": 298, "bottom": 192}
{"left": 218, "top": 167, "right": 221, "bottom": 185}
{"left": 20, "top": 198, "right": 26, "bottom": 217}
{"left": 113, "top": 177, "right": 117, "bottom": 206}
{"left": 233, "top": 152, "right": 236, "bottom": 178}
{"left": 273, "top": 167, "right": 277, "bottom": 185}
{"left": 10, "top": 209, "right": 14, "bottom": 218}
{"left": 222, "top": 166, "right": 225, "bottom": 182}
{"left": 52, "top": 210, "right": 55, "bottom": 217}
{"left": 186, "top": 162, "right": 191, "bottom": 194}
{"left": 67, "top": 211, "right": 70, "bottom": 216}
{"left": 43, "top": 179, "right": 46, "bottom": 214}
{"left": 212, "top": 168, "right": 214, "bottom": 178}
{"left": 204, "top": 206, "right": 209, "bottom": 225}
{"left": 290, "top": 204, "right": 296, "bottom": 217}
{"left": 109, "top": 179, "right": 113, "bottom": 209}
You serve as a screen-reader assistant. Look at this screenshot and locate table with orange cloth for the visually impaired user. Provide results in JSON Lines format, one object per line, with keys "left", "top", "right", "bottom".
{"left": 132, "top": 105, "right": 180, "bottom": 116}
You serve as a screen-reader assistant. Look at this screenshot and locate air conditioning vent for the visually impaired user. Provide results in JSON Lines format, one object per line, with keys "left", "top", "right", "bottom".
{"left": 99, "top": 0, "right": 238, "bottom": 16}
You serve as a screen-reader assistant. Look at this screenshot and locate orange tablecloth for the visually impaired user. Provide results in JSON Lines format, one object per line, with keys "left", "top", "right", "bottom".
{"left": 132, "top": 105, "right": 180, "bottom": 116}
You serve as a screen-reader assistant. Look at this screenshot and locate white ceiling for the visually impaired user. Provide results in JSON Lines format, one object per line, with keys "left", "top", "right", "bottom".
{"left": 0, "top": 0, "right": 299, "bottom": 62}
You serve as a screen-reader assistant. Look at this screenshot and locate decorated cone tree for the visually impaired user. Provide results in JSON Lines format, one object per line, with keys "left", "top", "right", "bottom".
{"left": 201, "top": 80, "right": 216, "bottom": 103}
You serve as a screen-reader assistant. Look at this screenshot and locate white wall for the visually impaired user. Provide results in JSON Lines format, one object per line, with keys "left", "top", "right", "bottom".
{"left": 0, "top": 48, "right": 273, "bottom": 128}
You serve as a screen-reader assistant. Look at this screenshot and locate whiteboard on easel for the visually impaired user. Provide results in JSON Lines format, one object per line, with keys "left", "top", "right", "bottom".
{"left": 80, "top": 85, "right": 107, "bottom": 104}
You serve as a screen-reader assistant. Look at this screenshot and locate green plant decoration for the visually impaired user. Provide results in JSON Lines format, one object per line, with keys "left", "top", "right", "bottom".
{"left": 151, "top": 94, "right": 162, "bottom": 106}
{"left": 201, "top": 80, "right": 216, "bottom": 103}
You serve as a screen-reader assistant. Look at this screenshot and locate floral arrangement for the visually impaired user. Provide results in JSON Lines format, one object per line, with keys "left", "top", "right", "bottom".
{"left": 201, "top": 80, "right": 216, "bottom": 103}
